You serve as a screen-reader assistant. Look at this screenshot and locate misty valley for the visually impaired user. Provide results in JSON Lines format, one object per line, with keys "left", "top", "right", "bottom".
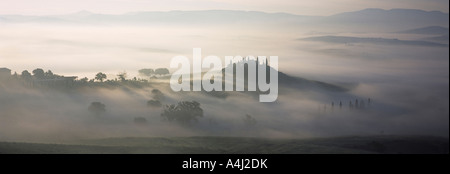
{"left": 0, "top": 8, "right": 448, "bottom": 154}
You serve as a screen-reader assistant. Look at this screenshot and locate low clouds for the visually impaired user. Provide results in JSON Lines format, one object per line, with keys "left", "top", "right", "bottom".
{"left": 1, "top": 0, "right": 448, "bottom": 16}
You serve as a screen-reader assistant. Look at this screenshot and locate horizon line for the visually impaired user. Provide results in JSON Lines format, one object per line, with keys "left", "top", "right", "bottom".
{"left": 1, "top": 7, "right": 448, "bottom": 17}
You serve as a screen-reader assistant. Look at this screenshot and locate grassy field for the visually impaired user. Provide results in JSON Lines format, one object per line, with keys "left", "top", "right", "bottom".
{"left": 0, "top": 136, "right": 448, "bottom": 154}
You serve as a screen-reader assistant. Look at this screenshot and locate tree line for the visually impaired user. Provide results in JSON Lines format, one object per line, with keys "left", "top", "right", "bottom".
{"left": 1, "top": 67, "right": 171, "bottom": 89}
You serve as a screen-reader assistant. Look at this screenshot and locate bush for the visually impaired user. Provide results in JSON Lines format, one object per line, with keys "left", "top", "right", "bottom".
{"left": 88, "top": 102, "right": 106, "bottom": 116}
{"left": 161, "top": 101, "right": 203, "bottom": 125}
{"left": 138, "top": 69, "right": 154, "bottom": 76}
{"left": 151, "top": 89, "right": 165, "bottom": 101}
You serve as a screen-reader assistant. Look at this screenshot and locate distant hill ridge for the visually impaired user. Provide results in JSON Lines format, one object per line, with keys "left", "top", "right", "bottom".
{"left": 300, "top": 35, "right": 447, "bottom": 47}
{"left": 398, "top": 26, "right": 449, "bottom": 35}
{"left": 1, "top": 8, "right": 448, "bottom": 31}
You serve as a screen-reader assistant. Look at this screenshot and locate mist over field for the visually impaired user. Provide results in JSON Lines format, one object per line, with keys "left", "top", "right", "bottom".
{"left": 0, "top": 6, "right": 448, "bottom": 153}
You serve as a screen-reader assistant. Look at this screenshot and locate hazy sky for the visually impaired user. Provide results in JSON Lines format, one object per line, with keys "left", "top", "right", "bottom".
{"left": 0, "top": 0, "right": 448, "bottom": 16}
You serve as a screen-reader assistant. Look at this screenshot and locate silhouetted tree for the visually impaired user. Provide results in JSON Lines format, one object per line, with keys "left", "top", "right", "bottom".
{"left": 161, "top": 101, "right": 203, "bottom": 124}
{"left": 32, "top": 68, "right": 45, "bottom": 79}
{"left": 117, "top": 72, "right": 127, "bottom": 82}
{"left": 147, "top": 100, "right": 162, "bottom": 107}
{"left": 12, "top": 72, "right": 19, "bottom": 79}
{"left": 151, "top": 89, "right": 165, "bottom": 101}
{"left": 88, "top": 102, "right": 106, "bottom": 116}
{"left": 154, "top": 68, "right": 169, "bottom": 76}
{"left": 80, "top": 77, "right": 88, "bottom": 83}
{"left": 95, "top": 72, "right": 107, "bottom": 82}
{"left": 138, "top": 69, "right": 154, "bottom": 76}
{"left": 45, "top": 70, "right": 54, "bottom": 79}
{"left": 21, "top": 70, "right": 32, "bottom": 80}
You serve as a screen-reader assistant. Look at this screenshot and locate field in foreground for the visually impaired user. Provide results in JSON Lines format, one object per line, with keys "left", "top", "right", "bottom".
{"left": 0, "top": 136, "right": 448, "bottom": 154}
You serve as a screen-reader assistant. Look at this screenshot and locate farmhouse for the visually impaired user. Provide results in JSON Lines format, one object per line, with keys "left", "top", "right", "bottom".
{"left": 0, "top": 67, "right": 11, "bottom": 80}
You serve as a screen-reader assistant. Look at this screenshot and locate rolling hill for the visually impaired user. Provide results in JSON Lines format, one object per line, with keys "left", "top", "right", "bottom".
{"left": 0, "top": 136, "right": 447, "bottom": 154}
{"left": 398, "top": 26, "right": 449, "bottom": 35}
{"left": 299, "top": 35, "right": 447, "bottom": 47}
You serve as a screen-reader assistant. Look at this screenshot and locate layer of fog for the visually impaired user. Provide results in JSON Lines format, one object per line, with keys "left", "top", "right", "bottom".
{"left": 0, "top": 23, "right": 448, "bottom": 143}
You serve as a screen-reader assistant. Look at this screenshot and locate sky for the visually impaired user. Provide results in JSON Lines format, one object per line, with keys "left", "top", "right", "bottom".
{"left": 0, "top": 0, "right": 448, "bottom": 16}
